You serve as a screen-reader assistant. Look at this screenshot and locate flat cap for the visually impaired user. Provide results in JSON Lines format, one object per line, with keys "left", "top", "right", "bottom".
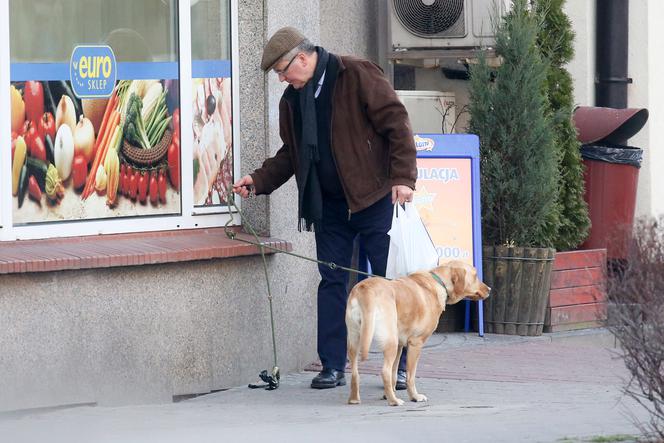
{"left": 261, "top": 26, "right": 306, "bottom": 72}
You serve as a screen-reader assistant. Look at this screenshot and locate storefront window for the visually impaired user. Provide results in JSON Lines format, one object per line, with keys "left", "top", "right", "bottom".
{"left": 9, "top": 0, "right": 181, "bottom": 225}
{"left": 190, "top": 0, "right": 234, "bottom": 207}
{"left": 5, "top": 0, "right": 237, "bottom": 240}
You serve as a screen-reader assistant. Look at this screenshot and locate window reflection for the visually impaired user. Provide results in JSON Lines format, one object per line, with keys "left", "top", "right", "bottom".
{"left": 191, "top": 0, "right": 230, "bottom": 60}
{"left": 9, "top": 0, "right": 178, "bottom": 63}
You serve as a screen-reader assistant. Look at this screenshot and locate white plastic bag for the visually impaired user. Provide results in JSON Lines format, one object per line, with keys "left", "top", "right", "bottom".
{"left": 385, "top": 202, "right": 439, "bottom": 279}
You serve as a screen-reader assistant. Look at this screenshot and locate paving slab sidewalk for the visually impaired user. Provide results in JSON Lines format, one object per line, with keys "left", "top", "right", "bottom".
{"left": 0, "top": 329, "right": 650, "bottom": 443}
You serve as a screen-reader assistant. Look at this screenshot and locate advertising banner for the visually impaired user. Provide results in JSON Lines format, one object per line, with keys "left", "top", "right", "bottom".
{"left": 191, "top": 61, "right": 234, "bottom": 207}
{"left": 415, "top": 157, "right": 473, "bottom": 264}
{"left": 10, "top": 50, "right": 181, "bottom": 225}
{"left": 413, "top": 134, "right": 482, "bottom": 273}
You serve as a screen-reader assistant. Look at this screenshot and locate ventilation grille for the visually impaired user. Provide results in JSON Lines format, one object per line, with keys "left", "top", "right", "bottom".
{"left": 393, "top": 0, "right": 464, "bottom": 37}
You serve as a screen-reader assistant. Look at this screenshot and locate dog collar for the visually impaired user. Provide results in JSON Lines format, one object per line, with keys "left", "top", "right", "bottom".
{"left": 429, "top": 271, "right": 449, "bottom": 294}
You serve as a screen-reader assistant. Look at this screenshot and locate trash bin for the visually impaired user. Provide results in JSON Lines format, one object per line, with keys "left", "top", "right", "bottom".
{"left": 573, "top": 106, "right": 649, "bottom": 260}
{"left": 580, "top": 144, "right": 642, "bottom": 259}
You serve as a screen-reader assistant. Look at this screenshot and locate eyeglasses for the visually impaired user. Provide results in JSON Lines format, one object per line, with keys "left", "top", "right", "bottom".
{"left": 273, "top": 53, "right": 299, "bottom": 76}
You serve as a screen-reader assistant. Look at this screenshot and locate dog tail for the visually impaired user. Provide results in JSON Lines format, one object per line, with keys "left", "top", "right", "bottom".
{"left": 358, "top": 297, "right": 376, "bottom": 362}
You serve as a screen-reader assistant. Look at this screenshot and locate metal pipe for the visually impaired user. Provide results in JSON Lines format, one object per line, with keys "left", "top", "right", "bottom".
{"left": 595, "top": 0, "right": 631, "bottom": 110}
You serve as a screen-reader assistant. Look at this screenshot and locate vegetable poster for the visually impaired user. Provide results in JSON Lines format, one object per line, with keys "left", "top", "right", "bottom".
{"left": 9, "top": 45, "right": 181, "bottom": 225}
{"left": 191, "top": 60, "right": 233, "bottom": 207}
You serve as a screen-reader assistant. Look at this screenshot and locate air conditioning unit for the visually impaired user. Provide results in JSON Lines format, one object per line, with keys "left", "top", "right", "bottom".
{"left": 389, "top": 0, "right": 505, "bottom": 50}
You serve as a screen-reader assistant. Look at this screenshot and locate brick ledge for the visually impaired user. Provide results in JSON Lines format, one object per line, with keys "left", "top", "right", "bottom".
{"left": 0, "top": 228, "right": 292, "bottom": 274}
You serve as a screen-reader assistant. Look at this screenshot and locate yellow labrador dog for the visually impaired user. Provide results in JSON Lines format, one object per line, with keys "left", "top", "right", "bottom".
{"left": 345, "top": 261, "right": 490, "bottom": 406}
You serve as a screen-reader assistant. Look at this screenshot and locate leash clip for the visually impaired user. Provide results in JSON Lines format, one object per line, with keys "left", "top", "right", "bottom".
{"left": 248, "top": 366, "right": 280, "bottom": 390}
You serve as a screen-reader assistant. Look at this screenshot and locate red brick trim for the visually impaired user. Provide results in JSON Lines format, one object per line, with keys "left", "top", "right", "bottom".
{"left": 0, "top": 228, "right": 292, "bottom": 274}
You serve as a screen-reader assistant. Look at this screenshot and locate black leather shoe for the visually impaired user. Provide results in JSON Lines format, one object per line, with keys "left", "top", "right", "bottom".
{"left": 395, "top": 369, "right": 407, "bottom": 390}
{"left": 311, "top": 368, "right": 346, "bottom": 389}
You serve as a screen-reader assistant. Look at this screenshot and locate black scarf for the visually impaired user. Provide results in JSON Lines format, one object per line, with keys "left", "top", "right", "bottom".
{"left": 296, "top": 47, "right": 329, "bottom": 231}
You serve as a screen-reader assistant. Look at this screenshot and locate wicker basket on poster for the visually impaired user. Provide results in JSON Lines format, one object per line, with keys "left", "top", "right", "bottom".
{"left": 122, "top": 130, "right": 172, "bottom": 166}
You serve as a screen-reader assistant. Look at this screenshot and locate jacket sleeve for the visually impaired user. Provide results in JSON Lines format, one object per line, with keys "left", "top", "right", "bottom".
{"left": 250, "top": 98, "right": 296, "bottom": 195}
{"left": 357, "top": 61, "right": 417, "bottom": 190}
{"left": 250, "top": 143, "right": 295, "bottom": 195}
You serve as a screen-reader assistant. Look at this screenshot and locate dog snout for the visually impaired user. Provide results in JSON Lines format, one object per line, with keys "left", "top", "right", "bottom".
{"left": 476, "top": 283, "right": 491, "bottom": 299}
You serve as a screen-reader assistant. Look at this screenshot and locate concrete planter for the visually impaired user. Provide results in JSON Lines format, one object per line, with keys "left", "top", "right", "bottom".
{"left": 544, "top": 248, "right": 607, "bottom": 332}
{"left": 482, "top": 246, "right": 556, "bottom": 336}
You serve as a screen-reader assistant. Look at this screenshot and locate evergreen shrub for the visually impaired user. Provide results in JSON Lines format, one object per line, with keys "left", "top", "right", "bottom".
{"left": 534, "top": 0, "right": 590, "bottom": 251}
{"left": 469, "top": 0, "right": 561, "bottom": 248}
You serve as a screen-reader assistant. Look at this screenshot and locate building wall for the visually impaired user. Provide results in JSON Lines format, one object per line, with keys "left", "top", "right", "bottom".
{"left": 320, "top": 0, "right": 378, "bottom": 60}
{"left": 1, "top": 0, "right": 326, "bottom": 412}
{"left": 0, "top": 256, "right": 318, "bottom": 411}
{"left": 565, "top": 0, "right": 595, "bottom": 107}
{"left": 646, "top": 0, "right": 664, "bottom": 216}
{"left": 628, "top": 0, "right": 651, "bottom": 218}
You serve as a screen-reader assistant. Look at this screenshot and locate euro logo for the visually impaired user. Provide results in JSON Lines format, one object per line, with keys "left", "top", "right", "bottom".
{"left": 70, "top": 45, "right": 116, "bottom": 99}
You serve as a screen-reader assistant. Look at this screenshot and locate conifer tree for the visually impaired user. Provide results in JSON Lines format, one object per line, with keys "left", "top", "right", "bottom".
{"left": 534, "top": 0, "right": 590, "bottom": 250}
{"left": 469, "top": 0, "right": 561, "bottom": 247}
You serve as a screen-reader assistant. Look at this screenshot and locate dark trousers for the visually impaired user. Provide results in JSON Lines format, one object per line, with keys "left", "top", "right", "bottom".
{"left": 315, "top": 193, "right": 407, "bottom": 372}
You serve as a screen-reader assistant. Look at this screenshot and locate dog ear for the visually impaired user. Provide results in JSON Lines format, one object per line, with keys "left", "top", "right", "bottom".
{"left": 452, "top": 267, "right": 466, "bottom": 295}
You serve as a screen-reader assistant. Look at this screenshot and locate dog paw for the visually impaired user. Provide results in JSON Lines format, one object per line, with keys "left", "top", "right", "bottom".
{"left": 410, "top": 394, "right": 428, "bottom": 402}
{"left": 348, "top": 398, "right": 361, "bottom": 405}
{"left": 388, "top": 398, "right": 405, "bottom": 406}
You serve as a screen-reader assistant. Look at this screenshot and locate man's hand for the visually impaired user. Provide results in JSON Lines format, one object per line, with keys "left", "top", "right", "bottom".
{"left": 233, "top": 175, "right": 255, "bottom": 198}
{"left": 392, "top": 185, "right": 414, "bottom": 205}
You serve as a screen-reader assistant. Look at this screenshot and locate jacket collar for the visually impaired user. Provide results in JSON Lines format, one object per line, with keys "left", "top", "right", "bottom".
{"left": 336, "top": 54, "right": 347, "bottom": 73}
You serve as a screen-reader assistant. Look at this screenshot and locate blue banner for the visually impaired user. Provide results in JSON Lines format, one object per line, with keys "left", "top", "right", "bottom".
{"left": 117, "top": 62, "right": 179, "bottom": 80}
{"left": 11, "top": 61, "right": 180, "bottom": 82}
{"left": 10, "top": 63, "right": 70, "bottom": 81}
{"left": 11, "top": 60, "right": 230, "bottom": 82}
{"left": 192, "top": 60, "right": 231, "bottom": 78}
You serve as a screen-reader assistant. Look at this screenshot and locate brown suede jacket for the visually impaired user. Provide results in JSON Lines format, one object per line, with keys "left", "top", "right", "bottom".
{"left": 251, "top": 54, "right": 417, "bottom": 214}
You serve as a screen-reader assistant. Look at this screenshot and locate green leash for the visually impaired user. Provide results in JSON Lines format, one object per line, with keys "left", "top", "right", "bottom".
{"left": 224, "top": 188, "right": 279, "bottom": 390}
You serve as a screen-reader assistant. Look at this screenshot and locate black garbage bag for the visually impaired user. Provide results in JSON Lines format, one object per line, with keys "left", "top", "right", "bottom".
{"left": 581, "top": 144, "right": 643, "bottom": 168}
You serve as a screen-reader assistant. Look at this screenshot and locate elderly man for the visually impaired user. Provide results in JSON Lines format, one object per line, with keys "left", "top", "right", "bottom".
{"left": 233, "top": 26, "right": 417, "bottom": 389}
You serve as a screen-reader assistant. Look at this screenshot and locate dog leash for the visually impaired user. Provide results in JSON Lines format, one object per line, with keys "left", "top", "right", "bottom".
{"left": 223, "top": 187, "right": 280, "bottom": 390}
{"left": 223, "top": 188, "right": 388, "bottom": 280}
{"left": 223, "top": 186, "right": 387, "bottom": 390}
